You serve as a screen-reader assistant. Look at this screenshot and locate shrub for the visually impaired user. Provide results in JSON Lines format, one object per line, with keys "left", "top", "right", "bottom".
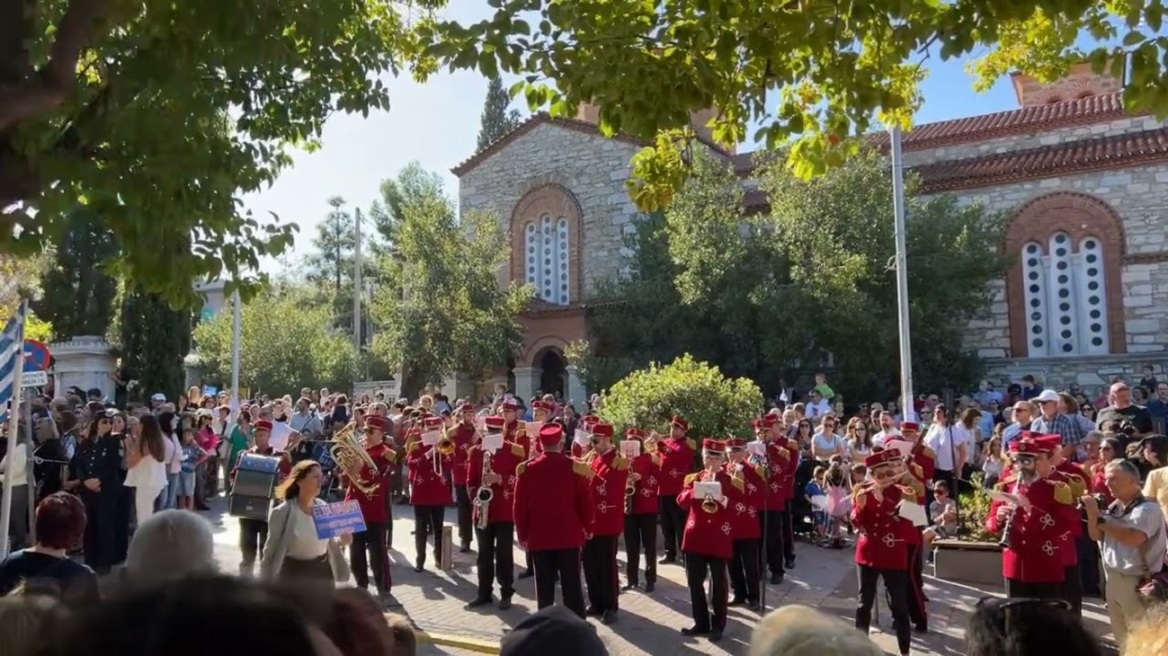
{"left": 599, "top": 354, "right": 763, "bottom": 438}
{"left": 957, "top": 473, "right": 996, "bottom": 543}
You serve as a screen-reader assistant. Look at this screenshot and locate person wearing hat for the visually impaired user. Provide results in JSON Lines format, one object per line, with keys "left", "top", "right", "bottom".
{"left": 448, "top": 403, "right": 480, "bottom": 553}
{"left": 513, "top": 423, "right": 595, "bottom": 618}
{"left": 1031, "top": 389, "right": 1083, "bottom": 461}
{"left": 761, "top": 415, "right": 799, "bottom": 578}
{"left": 338, "top": 414, "right": 396, "bottom": 605}
{"left": 724, "top": 437, "right": 764, "bottom": 610}
{"left": 466, "top": 415, "right": 527, "bottom": 610}
{"left": 1038, "top": 433, "right": 1089, "bottom": 615}
{"left": 622, "top": 427, "right": 660, "bottom": 593}
{"left": 501, "top": 399, "right": 530, "bottom": 458}
{"left": 985, "top": 433, "right": 1076, "bottom": 600}
{"left": 653, "top": 416, "right": 697, "bottom": 565}
{"left": 676, "top": 439, "right": 738, "bottom": 641}
{"left": 899, "top": 422, "right": 936, "bottom": 482}
{"left": 405, "top": 416, "right": 454, "bottom": 571}
{"left": 230, "top": 418, "right": 293, "bottom": 576}
{"left": 571, "top": 415, "right": 600, "bottom": 459}
{"left": 852, "top": 449, "right": 915, "bottom": 656}
{"left": 894, "top": 446, "right": 931, "bottom": 634}
{"left": 579, "top": 421, "right": 627, "bottom": 624}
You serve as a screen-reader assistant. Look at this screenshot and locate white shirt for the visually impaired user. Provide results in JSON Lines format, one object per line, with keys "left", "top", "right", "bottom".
{"left": 167, "top": 434, "right": 183, "bottom": 474}
{"left": 805, "top": 399, "right": 832, "bottom": 419}
{"left": 924, "top": 423, "right": 973, "bottom": 472}
{"left": 285, "top": 504, "right": 329, "bottom": 560}
{"left": 0, "top": 443, "right": 28, "bottom": 486}
{"left": 125, "top": 451, "right": 168, "bottom": 490}
{"left": 872, "top": 429, "right": 901, "bottom": 448}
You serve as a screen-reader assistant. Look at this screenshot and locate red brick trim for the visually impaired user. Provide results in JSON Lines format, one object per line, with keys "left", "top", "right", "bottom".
{"left": 509, "top": 184, "right": 585, "bottom": 305}
{"left": 1123, "top": 252, "right": 1168, "bottom": 265}
{"left": 1004, "top": 192, "right": 1127, "bottom": 358}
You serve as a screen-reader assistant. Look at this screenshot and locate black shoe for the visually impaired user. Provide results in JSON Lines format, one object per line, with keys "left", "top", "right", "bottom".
{"left": 432, "top": 551, "right": 441, "bottom": 565}
{"left": 770, "top": 572, "right": 784, "bottom": 585}
{"left": 784, "top": 556, "right": 795, "bottom": 569}
{"left": 914, "top": 622, "right": 928, "bottom": 634}
{"left": 623, "top": 581, "right": 638, "bottom": 591}
{"left": 729, "top": 596, "right": 747, "bottom": 607}
{"left": 518, "top": 569, "right": 534, "bottom": 579}
{"left": 498, "top": 596, "right": 512, "bottom": 610}
{"left": 681, "top": 626, "right": 711, "bottom": 636}
{"left": 748, "top": 601, "right": 762, "bottom": 612}
{"left": 709, "top": 628, "right": 724, "bottom": 642}
{"left": 659, "top": 555, "right": 676, "bottom": 565}
{"left": 585, "top": 605, "right": 603, "bottom": 617}
{"left": 380, "top": 592, "right": 402, "bottom": 609}
{"left": 459, "top": 543, "right": 472, "bottom": 553}
{"left": 644, "top": 581, "right": 655, "bottom": 593}
{"left": 414, "top": 560, "right": 424, "bottom": 573}
{"left": 601, "top": 610, "right": 618, "bottom": 625}
{"left": 466, "top": 596, "right": 493, "bottom": 609}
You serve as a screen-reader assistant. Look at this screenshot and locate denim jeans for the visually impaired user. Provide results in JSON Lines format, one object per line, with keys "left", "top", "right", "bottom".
{"left": 165, "top": 472, "right": 179, "bottom": 509}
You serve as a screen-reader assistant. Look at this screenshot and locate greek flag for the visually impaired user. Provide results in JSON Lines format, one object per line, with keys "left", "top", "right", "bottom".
{"left": 0, "top": 304, "right": 27, "bottom": 427}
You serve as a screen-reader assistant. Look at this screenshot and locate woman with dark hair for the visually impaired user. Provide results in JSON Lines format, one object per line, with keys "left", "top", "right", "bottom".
{"left": 0, "top": 492, "right": 99, "bottom": 604}
{"left": 68, "top": 411, "right": 124, "bottom": 573}
{"left": 261, "top": 460, "right": 350, "bottom": 588}
{"left": 1139, "top": 434, "right": 1168, "bottom": 523}
{"left": 124, "top": 415, "right": 169, "bottom": 526}
{"left": 965, "top": 597, "right": 1105, "bottom": 656}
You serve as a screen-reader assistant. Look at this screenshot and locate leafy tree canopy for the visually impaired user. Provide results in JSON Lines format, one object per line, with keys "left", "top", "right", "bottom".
{"left": 33, "top": 208, "right": 118, "bottom": 338}
{"left": 369, "top": 163, "right": 532, "bottom": 395}
{"left": 192, "top": 284, "right": 359, "bottom": 396}
{"left": 2, "top": 0, "right": 430, "bottom": 304}
{"left": 418, "top": 1, "right": 1159, "bottom": 210}
{"left": 0, "top": 252, "right": 46, "bottom": 324}
{"left": 476, "top": 77, "right": 523, "bottom": 151}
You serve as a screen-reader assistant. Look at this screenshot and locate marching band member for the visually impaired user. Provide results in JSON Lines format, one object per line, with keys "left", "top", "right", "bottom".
{"left": 677, "top": 439, "right": 738, "bottom": 642}
{"left": 466, "top": 415, "right": 525, "bottom": 610}
{"left": 762, "top": 413, "right": 799, "bottom": 577}
{"left": 572, "top": 415, "right": 600, "bottom": 459}
{"left": 581, "top": 421, "right": 627, "bottom": 624}
{"left": 900, "top": 422, "right": 936, "bottom": 481}
{"left": 231, "top": 419, "right": 292, "bottom": 576}
{"left": 449, "top": 403, "right": 479, "bottom": 553}
{"left": 895, "top": 450, "right": 930, "bottom": 634}
{"left": 725, "top": 437, "right": 764, "bottom": 610}
{"left": 1038, "top": 433, "right": 1089, "bottom": 615}
{"left": 514, "top": 423, "right": 595, "bottom": 618}
{"left": 502, "top": 399, "right": 528, "bottom": 456}
{"left": 623, "top": 427, "right": 660, "bottom": 592}
{"left": 655, "top": 416, "right": 697, "bottom": 565}
{"left": 852, "top": 449, "right": 913, "bottom": 656}
{"left": 405, "top": 416, "right": 454, "bottom": 572}
{"left": 985, "top": 434, "right": 1075, "bottom": 599}
{"left": 338, "top": 415, "right": 396, "bottom": 603}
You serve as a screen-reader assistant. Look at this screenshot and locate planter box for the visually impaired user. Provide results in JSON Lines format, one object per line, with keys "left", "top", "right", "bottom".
{"left": 933, "top": 540, "right": 1003, "bottom": 587}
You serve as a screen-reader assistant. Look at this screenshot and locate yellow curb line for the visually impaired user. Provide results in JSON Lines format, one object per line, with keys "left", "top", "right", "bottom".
{"left": 416, "top": 631, "right": 501, "bottom": 654}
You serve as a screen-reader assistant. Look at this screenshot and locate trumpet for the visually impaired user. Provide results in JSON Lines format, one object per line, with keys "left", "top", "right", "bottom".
{"left": 644, "top": 432, "right": 660, "bottom": 455}
{"left": 330, "top": 422, "right": 382, "bottom": 498}
{"left": 437, "top": 432, "right": 456, "bottom": 457}
{"left": 699, "top": 468, "right": 720, "bottom": 514}
{"left": 475, "top": 450, "right": 494, "bottom": 530}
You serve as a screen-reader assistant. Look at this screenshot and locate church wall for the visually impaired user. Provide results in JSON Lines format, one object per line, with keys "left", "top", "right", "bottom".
{"left": 457, "top": 122, "right": 643, "bottom": 297}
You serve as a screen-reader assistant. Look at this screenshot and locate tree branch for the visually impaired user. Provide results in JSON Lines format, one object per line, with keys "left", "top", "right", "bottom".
{"left": 0, "top": 0, "right": 108, "bottom": 132}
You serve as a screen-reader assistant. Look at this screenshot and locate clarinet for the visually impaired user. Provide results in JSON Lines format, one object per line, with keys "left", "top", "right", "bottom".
{"left": 998, "top": 478, "right": 1024, "bottom": 549}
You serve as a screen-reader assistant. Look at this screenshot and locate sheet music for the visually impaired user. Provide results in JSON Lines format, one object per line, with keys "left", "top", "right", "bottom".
{"left": 269, "top": 422, "right": 293, "bottom": 450}
{"left": 525, "top": 421, "right": 544, "bottom": 436}
{"left": 421, "top": 429, "right": 441, "bottom": 446}
{"left": 573, "top": 429, "right": 591, "bottom": 447}
{"left": 694, "top": 481, "right": 724, "bottom": 502}
{"left": 746, "top": 440, "right": 766, "bottom": 457}
{"left": 620, "top": 440, "right": 641, "bottom": 458}
{"left": 481, "top": 432, "right": 503, "bottom": 452}
{"left": 898, "top": 500, "right": 928, "bottom": 527}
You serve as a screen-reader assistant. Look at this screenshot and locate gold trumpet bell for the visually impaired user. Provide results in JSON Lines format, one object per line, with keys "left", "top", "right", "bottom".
{"left": 437, "top": 437, "right": 456, "bottom": 456}
{"left": 701, "top": 496, "right": 719, "bottom": 514}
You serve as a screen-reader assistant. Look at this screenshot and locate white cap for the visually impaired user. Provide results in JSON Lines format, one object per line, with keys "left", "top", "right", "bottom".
{"left": 1035, "top": 389, "right": 1061, "bottom": 403}
{"left": 151, "top": 393, "right": 167, "bottom": 402}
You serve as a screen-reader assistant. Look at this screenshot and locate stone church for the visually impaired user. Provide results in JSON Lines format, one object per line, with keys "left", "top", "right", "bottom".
{"left": 451, "top": 64, "right": 1167, "bottom": 403}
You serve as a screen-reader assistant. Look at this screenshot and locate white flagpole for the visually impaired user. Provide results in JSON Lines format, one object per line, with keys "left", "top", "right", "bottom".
{"left": 1, "top": 301, "right": 29, "bottom": 556}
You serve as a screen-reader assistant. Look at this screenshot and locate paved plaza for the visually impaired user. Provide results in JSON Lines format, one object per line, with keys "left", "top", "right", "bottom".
{"left": 202, "top": 499, "right": 1116, "bottom": 655}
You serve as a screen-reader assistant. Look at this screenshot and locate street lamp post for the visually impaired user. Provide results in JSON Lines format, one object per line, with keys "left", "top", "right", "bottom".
{"left": 890, "top": 126, "right": 915, "bottom": 422}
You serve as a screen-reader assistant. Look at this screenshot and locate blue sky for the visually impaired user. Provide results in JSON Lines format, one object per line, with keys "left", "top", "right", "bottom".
{"left": 242, "top": 1, "right": 1022, "bottom": 274}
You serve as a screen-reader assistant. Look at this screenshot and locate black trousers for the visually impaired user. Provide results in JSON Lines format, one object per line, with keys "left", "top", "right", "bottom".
{"left": 351, "top": 520, "right": 391, "bottom": 593}
{"left": 856, "top": 564, "right": 911, "bottom": 655}
{"left": 532, "top": 548, "right": 586, "bottom": 618}
{"left": 115, "top": 486, "right": 131, "bottom": 563}
{"left": 759, "top": 510, "right": 786, "bottom": 575}
{"left": 81, "top": 490, "right": 119, "bottom": 574}
{"left": 683, "top": 552, "right": 728, "bottom": 631}
{"left": 582, "top": 535, "right": 619, "bottom": 613}
{"left": 413, "top": 504, "right": 445, "bottom": 565}
{"left": 782, "top": 501, "right": 796, "bottom": 560}
{"left": 455, "top": 485, "right": 473, "bottom": 547}
{"left": 1062, "top": 562, "right": 1083, "bottom": 615}
{"left": 623, "top": 513, "right": 658, "bottom": 585}
{"left": 1077, "top": 533, "right": 1101, "bottom": 594}
{"left": 475, "top": 521, "right": 515, "bottom": 598}
{"left": 659, "top": 495, "right": 685, "bottom": 560}
{"left": 729, "top": 538, "right": 761, "bottom": 603}
{"left": 905, "top": 541, "right": 928, "bottom": 627}
{"left": 1005, "top": 578, "right": 1063, "bottom": 599}
{"left": 239, "top": 518, "right": 269, "bottom": 574}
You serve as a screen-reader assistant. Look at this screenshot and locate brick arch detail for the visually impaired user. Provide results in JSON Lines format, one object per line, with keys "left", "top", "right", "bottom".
{"left": 522, "top": 335, "right": 570, "bottom": 368}
{"left": 509, "top": 184, "right": 585, "bottom": 304}
{"left": 1004, "top": 191, "right": 1127, "bottom": 357}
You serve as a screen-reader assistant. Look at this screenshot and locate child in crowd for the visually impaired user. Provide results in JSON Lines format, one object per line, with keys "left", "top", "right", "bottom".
{"left": 805, "top": 466, "right": 828, "bottom": 540}
{"left": 179, "top": 428, "right": 208, "bottom": 511}
{"left": 822, "top": 461, "right": 852, "bottom": 549}
{"left": 923, "top": 480, "right": 959, "bottom": 562}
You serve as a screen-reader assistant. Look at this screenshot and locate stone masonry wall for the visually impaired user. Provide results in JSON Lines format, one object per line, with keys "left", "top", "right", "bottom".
{"left": 458, "top": 123, "right": 642, "bottom": 297}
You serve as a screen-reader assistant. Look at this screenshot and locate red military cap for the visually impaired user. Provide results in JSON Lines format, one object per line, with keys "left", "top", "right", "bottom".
{"left": 901, "top": 422, "right": 920, "bottom": 433}
{"left": 701, "top": 438, "right": 725, "bottom": 455}
{"left": 532, "top": 400, "right": 552, "bottom": 412}
{"left": 763, "top": 413, "right": 779, "bottom": 426}
{"left": 581, "top": 415, "right": 600, "bottom": 427}
{"left": 538, "top": 423, "right": 563, "bottom": 447}
{"left": 1036, "top": 434, "right": 1064, "bottom": 453}
{"left": 1010, "top": 435, "right": 1045, "bottom": 456}
{"left": 423, "top": 416, "right": 444, "bottom": 430}
{"left": 484, "top": 415, "right": 506, "bottom": 431}
{"left": 501, "top": 399, "right": 521, "bottom": 412}
{"left": 752, "top": 418, "right": 766, "bottom": 431}
{"left": 626, "top": 427, "right": 646, "bottom": 439}
{"left": 254, "top": 419, "right": 273, "bottom": 433}
{"left": 672, "top": 416, "right": 689, "bottom": 432}
{"left": 458, "top": 403, "right": 476, "bottom": 414}
{"left": 865, "top": 449, "right": 900, "bottom": 470}
{"left": 365, "top": 415, "right": 389, "bottom": 433}
{"left": 592, "top": 422, "right": 615, "bottom": 438}
{"left": 726, "top": 437, "right": 748, "bottom": 449}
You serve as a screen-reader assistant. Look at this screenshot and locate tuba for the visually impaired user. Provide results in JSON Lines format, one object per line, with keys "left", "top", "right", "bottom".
{"left": 331, "top": 422, "right": 382, "bottom": 498}
{"left": 475, "top": 449, "right": 494, "bottom": 530}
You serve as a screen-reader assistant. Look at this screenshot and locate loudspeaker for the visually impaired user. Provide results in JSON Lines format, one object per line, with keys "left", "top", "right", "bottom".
{"left": 228, "top": 454, "right": 281, "bottom": 521}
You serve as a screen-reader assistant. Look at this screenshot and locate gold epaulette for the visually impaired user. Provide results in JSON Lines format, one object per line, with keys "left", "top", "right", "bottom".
{"left": 615, "top": 455, "right": 629, "bottom": 470}
{"left": 754, "top": 464, "right": 767, "bottom": 480}
{"left": 1067, "top": 476, "right": 1086, "bottom": 499}
{"left": 685, "top": 438, "right": 697, "bottom": 451}
{"left": 446, "top": 427, "right": 458, "bottom": 438}
{"left": 910, "top": 463, "right": 924, "bottom": 480}
{"left": 573, "top": 460, "right": 596, "bottom": 479}
{"left": 516, "top": 461, "right": 528, "bottom": 476}
{"left": 683, "top": 472, "right": 700, "bottom": 487}
{"left": 731, "top": 475, "right": 745, "bottom": 493}
{"left": 467, "top": 444, "right": 479, "bottom": 455}
{"left": 1052, "top": 480, "right": 1074, "bottom": 506}
{"left": 407, "top": 441, "right": 421, "bottom": 454}
{"left": 516, "top": 424, "right": 526, "bottom": 436}
{"left": 511, "top": 443, "right": 526, "bottom": 458}
{"left": 921, "top": 446, "right": 936, "bottom": 460}
{"left": 651, "top": 452, "right": 662, "bottom": 467}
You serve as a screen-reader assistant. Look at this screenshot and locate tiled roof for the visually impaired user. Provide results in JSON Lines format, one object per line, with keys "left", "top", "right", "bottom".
{"left": 914, "top": 126, "right": 1168, "bottom": 193}
{"left": 452, "top": 113, "right": 730, "bottom": 177}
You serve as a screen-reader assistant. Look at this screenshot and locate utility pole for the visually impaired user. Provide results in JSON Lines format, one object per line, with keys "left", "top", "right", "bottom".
{"left": 353, "top": 207, "right": 363, "bottom": 355}
{"left": 890, "top": 126, "right": 915, "bottom": 423}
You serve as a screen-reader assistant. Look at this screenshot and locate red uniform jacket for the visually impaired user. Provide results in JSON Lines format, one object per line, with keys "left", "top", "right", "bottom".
{"left": 852, "top": 483, "right": 913, "bottom": 571}
{"left": 986, "top": 475, "right": 1074, "bottom": 583}
{"left": 406, "top": 442, "right": 453, "bottom": 506}
{"left": 571, "top": 441, "right": 589, "bottom": 460}
{"left": 628, "top": 453, "right": 660, "bottom": 515}
{"left": 449, "top": 423, "right": 477, "bottom": 486}
{"left": 506, "top": 421, "right": 529, "bottom": 458}
{"left": 910, "top": 442, "right": 937, "bottom": 481}
{"left": 588, "top": 449, "right": 630, "bottom": 537}
{"left": 677, "top": 469, "right": 738, "bottom": 560}
{"left": 656, "top": 437, "right": 697, "bottom": 496}
{"left": 466, "top": 441, "right": 524, "bottom": 524}
{"left": 514, "top": 451, "right": 594, "bottom": 550}
{"left": 1051, "top": 462, "right": 1088, "bottom": 566}
{"left": 901, "top": 465, "right": 929, "bottom": 546}
{"left": 341, "top": 441, "right": 395, "bottom": 523}
{"left": 760, "top": 439, "right": 795, "bottom": 509}
{"left": 725, "top": 461, "right": 763, "bottom": 540}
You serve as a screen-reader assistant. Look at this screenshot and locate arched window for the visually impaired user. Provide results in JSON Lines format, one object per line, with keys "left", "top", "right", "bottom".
{"left": 524, "top": 213, "right": 570, "bottom": 304}
{"left": 1021, "top": 233, "right": 1109, "bottom": 356}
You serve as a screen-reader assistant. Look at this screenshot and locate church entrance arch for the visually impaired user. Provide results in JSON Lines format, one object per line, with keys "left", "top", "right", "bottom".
{"left": 536, "top": 348, "right": 567, "bottom": 398}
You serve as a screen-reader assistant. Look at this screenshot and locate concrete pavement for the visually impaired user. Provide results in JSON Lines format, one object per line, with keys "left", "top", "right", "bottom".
{"left": 200, "top": 499, "right": 1116, "bottom": 655}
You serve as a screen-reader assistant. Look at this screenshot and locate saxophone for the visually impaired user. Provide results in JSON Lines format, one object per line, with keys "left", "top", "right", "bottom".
{"left": 475, "top": 449, "right": 494, "bottom": 530}
{"left": 625, "top": 474, "right": 636, "bottom": 514}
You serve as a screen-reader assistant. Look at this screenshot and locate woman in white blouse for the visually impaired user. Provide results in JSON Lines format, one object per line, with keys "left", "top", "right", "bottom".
{"left": 124, "top": 415, "right": 169, "bottom": 527}
{"left": 261, "top": 460, "right": 350, "bottom": 587}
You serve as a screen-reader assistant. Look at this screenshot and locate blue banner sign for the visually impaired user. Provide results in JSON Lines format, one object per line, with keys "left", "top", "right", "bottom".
{"left": 312, "top": 500, "right": 366, "bottom": 539}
